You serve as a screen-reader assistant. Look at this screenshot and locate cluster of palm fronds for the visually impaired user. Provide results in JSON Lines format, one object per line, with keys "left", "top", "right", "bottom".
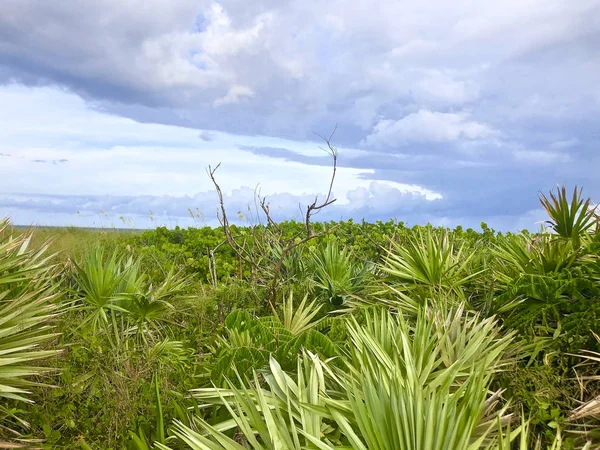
{"left": 70, "top": 246, "right": 191, "bottom": 348}
{"left": 164, "top": 305, "right": 561, "bottom": 449}
{"left": 0, "top": 220, "right": 60, "bottom": 445}
{"left": 208, "top": 294, "right": 340, "bottom": 384}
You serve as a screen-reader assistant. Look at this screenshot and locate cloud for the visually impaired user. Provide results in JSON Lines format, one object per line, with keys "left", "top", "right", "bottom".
{"left": 550, "top": 138, "right": 580, "bottom": 149}
{"left": 411, "top": 70, "right": 480, "bottom": 107}
{"left": 363, "top": 110, "right": 497, "bottom": 147}
{"left": 214, "top": 84, "right": 254, "bottom": 106}
{"left": 198, "top": 130, "right": 216, "bottom": 141}
{"left": 1, "top": 185, "right": 552, "bottom": 232}
{"left": 513, "top": 150, "right": 569, "bottom": 165}
{"left": 0, "top": 1, "right": 599, "bottom": 230}
{"left": 240, "top": 146, "right": 332, "bottom": 166}
{"left": 0, "top": 180, "right": 442, "bottom": 229}
{"left": 31, "top": 159, "right": 68, "bottom": 164}
{"left": 0, "top": 0, "right": 597, "bottom": 143}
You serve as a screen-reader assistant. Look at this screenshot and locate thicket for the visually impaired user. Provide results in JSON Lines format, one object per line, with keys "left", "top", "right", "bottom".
{"left": 2, "top": 186, "right": 600, "bottom": 449}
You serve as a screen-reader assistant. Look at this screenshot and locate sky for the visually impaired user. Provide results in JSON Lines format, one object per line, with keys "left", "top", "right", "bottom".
{"left": 0, "top": 0, "right": 599, "bottom": 230}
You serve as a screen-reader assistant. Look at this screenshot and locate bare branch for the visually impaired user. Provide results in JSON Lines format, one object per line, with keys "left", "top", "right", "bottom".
{"left": 207, "top": 125, "right": 341, "bottom": 305}
{"left": 305, "top": 125, "right": 339, "bottom": 236}
{"left": 207, "top": 163, "right": 261, "bottom": 271}
{"left": 266, "top": 224, "right": 340, "bottom": 301}
{"left": 259, "top": 195, "right": 282, "bottom": 233}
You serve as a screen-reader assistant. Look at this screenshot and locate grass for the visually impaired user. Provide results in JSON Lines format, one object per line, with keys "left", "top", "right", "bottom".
{"left": 12, "top": 225, "right": 138, "bottom": 261}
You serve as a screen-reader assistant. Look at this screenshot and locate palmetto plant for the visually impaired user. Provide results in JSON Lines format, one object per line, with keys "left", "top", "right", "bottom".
{"left": 490, "top": 234, "right": 578, "bottom": 310}
{"left": 310, "top": 241, "right": 370, "bottom": 306}
{"left": 381, "top": 228, "right": 482, "bottom": 300}
{"left": 118, "top": 268, "right": 190, "bottom": 345}
{"left": 490, "top": 226, "right": 600, "bottom": 341}
{"left": 278, "top": 246, "right": 308, "bottom": 283}
{"left": 71, "top": 246, "right": 143, "bottom": 344}
{"left": 335, "top": 307, "right": 514, "bottom": 450}
{"left": 209, "top": 293, "right": 337, "bottom": 383}
{"left": 0, "top": 219, "right": 60, "bottom": 441}
{"left": 539, "top": 186, "right": 597, "bottom": 248}
{"left": 493, "top": 234, "right": 578, "bottom": 278}
{"left": 166, "top": 304, "right": 520, "bottom": 450}
{"left": 162, "top": 353, "right": 338, "bottom": 450}
{"left": 72, "top": 248, "right": 194, "bottom": 348}
{"left": 272, "top": 292, "right": 323, "bottom": 336}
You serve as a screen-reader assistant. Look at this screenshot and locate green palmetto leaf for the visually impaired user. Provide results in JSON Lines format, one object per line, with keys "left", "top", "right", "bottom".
{"left": 70, "top": 246, "right": 152, "bottom": 348}
{"left": 381, "top": 229, "right": 483, "bottom": 299}
{"left": 272, "top": 292, "right": 323, "bottom": 336}
{"left": 311, "top": 242, "right": 370, "bottom": 306}
{"left": 493, "top": 234, "right": 577, "bottom": 279}
{"left": 332, "top": 307, "right": 514, "bottom": 450}
{"left": 170, "top": 306, "right": 515, "bottom": 450}
{"left": 0, "top": 219, "right": 60, "bottom": 437}
{"left": 179, "top": 354, "right": 338, "bottom": 450}
{"left": 490, "top": 232, "right": 585, "bottom": 321}
{"left": 0, "top": 290, "right": 58, "bottom": 401}
{"left": 211, "top": 293, "right": 336, "bottom": 383}
{"left": 71, "top": 247, "right": 141, "bottom": 331}
{"left": 116, "top": 267, "right": 190, "bottom": 345}
{"left": 539, "top": 185, "right": 597, "bottom": 247}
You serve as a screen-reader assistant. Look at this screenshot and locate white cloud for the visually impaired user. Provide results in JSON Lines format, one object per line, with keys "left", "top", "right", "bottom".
{"left": 513, "top": 150, "right": 570, "bottom": 164}
{"left": 363, "top": 110, "right": 496, "bottom": 147}
{"left": 0, "top": 85, "right": 440, "bottom": 225}
{"left": 1, "top": 0, "right": 599, "bottom": 228}
{"left": 412, "top": 70, "right": 480, "bottom": 106}
{"left": 1, "top": 0, "right": 597, "bottom": 135}
{"left": 0, "top": 179, "right": 441, "bottom": 228}
{"left": 550, "top": 138, "right": 580, "bottom": 149}
{"left": 214, "top": 84, "right": 255, "bottom": 106}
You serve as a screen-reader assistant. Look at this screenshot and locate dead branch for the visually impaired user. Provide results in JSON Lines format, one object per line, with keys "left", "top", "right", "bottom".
{"left": 305, "top": 124, "right": 339, "bottom": 237}
{"left": 207, "top": 164, "right": 261, "bottom": 272}
{"left": 259, "top": 196, "right": 282, "bottom": 233}
{"left": 208, "top": 239, "right": 227, "bottom": 287}
{"left": 206, "top": 125, "right": 341, "bottom": 305}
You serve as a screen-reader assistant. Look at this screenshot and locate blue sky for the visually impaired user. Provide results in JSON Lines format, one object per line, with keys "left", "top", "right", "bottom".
{"left": 1, "top": 0, "right": 599, "bottom": 230}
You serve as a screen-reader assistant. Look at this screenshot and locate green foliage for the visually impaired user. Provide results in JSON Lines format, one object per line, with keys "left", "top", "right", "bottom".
{"left": 0, "top": 220, "right": 61, "bottom": 443}
{"left": 539, "top": 186, "right": 597, "bottom": 247}
{"left": 491, "top": 229, "right": 600, "bottom": 355}
{"left": 71, "top": 246, "right": 142, "bottom": 341}
{"left": 4, "top": 184, "right": 600, "bottom": 448}
{"left": 381, "top": 228, "right": 482, "bottom": 301}
{"left": 310, "top": 241, "right": 371, "bottom": 306}
{"left": 169, "top": 304, "right": 517, "bottom": 450}
{"left": 209, "top": 294, "right": 339, "bottom": 384}
{"left": 118, "top": 268, "right": 191, "bottom": 345}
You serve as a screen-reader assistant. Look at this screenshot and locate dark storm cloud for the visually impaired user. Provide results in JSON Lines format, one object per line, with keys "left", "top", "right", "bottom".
{"left": 1, "top": 0, "right": 599, "bottom": 226}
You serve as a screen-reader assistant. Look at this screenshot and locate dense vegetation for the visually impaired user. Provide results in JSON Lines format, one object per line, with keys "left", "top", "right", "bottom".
{"left": 2, "top": 186, "right": 600, "bottom": 449}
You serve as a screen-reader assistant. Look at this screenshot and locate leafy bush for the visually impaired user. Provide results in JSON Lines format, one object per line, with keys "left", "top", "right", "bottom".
{"left": 208, "top": 294, "right": 340, "bottom": 384}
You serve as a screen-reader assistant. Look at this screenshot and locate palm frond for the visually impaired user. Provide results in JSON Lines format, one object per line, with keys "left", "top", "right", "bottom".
{"left": 381, "top": 228, "right": 482, "bottom": 299}
{"left": 539, "top": 185, "right": 596, "bottom": 247}
{"left": 0, "top": 219, "right": 61, "bottom": 436}
{"left": 175, "top": 306, "right": 515, "bottom": 450}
